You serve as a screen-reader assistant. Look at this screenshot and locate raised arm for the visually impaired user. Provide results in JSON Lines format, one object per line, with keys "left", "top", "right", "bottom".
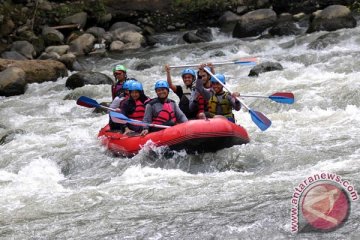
{"left": 165, "top": 64, "right": 177, "bottom": 93}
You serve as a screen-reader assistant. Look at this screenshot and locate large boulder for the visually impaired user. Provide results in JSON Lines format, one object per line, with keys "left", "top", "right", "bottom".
{"left": 248, "top": 62, "right": 283, "bottom": 77}
{"left": 307, "top": 5, "right": 356, "bottom": 33}
{"left": 109, "top": 22, "right": 142, "bottom": 32}
{"left": 0, "top": 67, "right": 27, "bottom": 97}
{"left": 68, "top": 33, "right": 96, "bottom": 56}
{"left": 233, "top": 9, "right": 277, "bottom": 38}
{"left": 218, "top": 11, "right": 241, "bottom": 33}
{"left": 65, "top": 71, "right": 113, "bottom": 89}
{"left": 60, "top": 12, "right": 88, "bottom": 29}
{"left": 0, "top": 59, "right": 68, "bottom": 84}
{"left": 183, "top": 28, "right": 213, "bottom": 43}
{"left": 10, "top": 41, "right": 36, "bottom": 59}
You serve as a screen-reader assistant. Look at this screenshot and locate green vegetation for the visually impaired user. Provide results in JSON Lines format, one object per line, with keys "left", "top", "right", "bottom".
{"left": 172, "top": 0, "right": 238, "bottom": 13}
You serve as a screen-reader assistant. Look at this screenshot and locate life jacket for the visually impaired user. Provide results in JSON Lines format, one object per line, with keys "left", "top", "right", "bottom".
{"left": 127, "top": 100, "right": 146, "bottom": 121}
{"left": 111, "top": 81, "right": 125, "bottom": 100}
{"left": 151, "top": 99, "right": 177, "bottom": 125}
{"left": 208, "top": 92, "right": 233, "bottom": 118}
{"left": 179, "top": 86, "right": 197, "bottom": 119}
{"left": 197, "top": 94, "right": 208, "bottom": 114}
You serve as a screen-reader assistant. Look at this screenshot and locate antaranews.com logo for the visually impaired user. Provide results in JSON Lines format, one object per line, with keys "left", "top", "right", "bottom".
{"left": 291, "top": 172, "right": 358, "bottom": 233}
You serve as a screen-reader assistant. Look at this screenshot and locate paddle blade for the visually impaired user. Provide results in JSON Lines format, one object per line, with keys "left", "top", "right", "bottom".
{"left": 234, "top": 58, "right": 258, "bottom": 66}
{"left": 77, "top": 96, "right": 100, "bottom": 108}
{"left": 249, "top": 110, "right": 272, "bottom": 131}
{"left": 110, "top": 111, "right": 131, "bottom": 122}
{"left": 269, "top": 92, "right": 295, "bottom": 104}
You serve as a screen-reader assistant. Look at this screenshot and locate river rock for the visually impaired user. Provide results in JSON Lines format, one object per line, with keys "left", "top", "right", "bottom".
{"left": 65, "top": 71, "right": 113, "bottom": 89}
{"left": 307, "top": 32, "right": 341, "bottom": 50}
{"left": 0, "top": 129, "right": 26, "bottom": 145}
{"left": 233, "top": 9, "right": 277, "bottom": 38}
{"left": 109, "top": 21, "right": 142, "bottom": 32}
{"left": 0, "top": 59, "right": 68, "bottom": 84}
{"left": 248, "top": 61, "right": 283, "bottom": 77}
{"left": 68, "top": 33, "right": 96, "bottom": 56}
{"left": 1, "top": 51, "right": 28, "bottom": 60}
{"left": 307, "top": 5, "right": 356, "bottom": 33}
{"left": 60, "top": 12, "right": 88, "bottom": 30}
{"left": 42, "top": 26, "right": 65, "bottom": 46}
{"left": 0, "top": 67, "right": 27, "bottom": 97}
{"left": 10, "top": 40, "right": 36, "bottom": 59}
{"left": 218, "top": 11, "right": 241, "bottom": 33}
{"left": 269, "top": 13, "right": 302, "bottom": 36}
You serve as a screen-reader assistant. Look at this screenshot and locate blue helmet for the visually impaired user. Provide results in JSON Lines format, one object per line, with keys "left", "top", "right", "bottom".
{"left": 154, "top": 80, "right": 169, "bottom": 90}
{"left": 123, "top": 80, "right": 136, "bottom": 90}
{"left": 181, "top": 69, "right": 196, "bottom": 78}
{"left": 129, "top": 81, "right": 143, "bottom": 91}
{"left": 211, "top": 74, "right": 226, "bottom": 84}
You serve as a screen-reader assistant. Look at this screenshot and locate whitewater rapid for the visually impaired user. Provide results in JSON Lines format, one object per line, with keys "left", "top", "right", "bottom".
{"left": 0, "top": 26, "right": 359, "bottom": 239}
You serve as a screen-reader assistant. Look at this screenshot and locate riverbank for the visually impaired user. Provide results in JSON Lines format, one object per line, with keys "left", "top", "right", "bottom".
{"left": 0, "top": 0, "right": 359, "bottom": 96}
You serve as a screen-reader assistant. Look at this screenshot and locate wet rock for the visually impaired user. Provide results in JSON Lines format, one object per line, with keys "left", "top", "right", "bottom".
{"left": 248, "top": 61, "right": 283, "bottom": 77}
{"left": 10, "top": 40, "right": 36, "bottom": 59}
{"left": 60, "top": 12, "right": 87, "bottom": 30}
{"left": 1, "top": 51, "right": 28, "bottom": 60}
{"left": 0, "top": 129, "right": 26, "bottom": 145}
{"left": 0, "top": 59, "right": 68, "bottom": 84}
{"left": 307, "top": 32, "right": 341, "bottom": 50}
{"left": 68, "top": 33, "right": 96, "bottom": 56}
{"left": 307, "top": 5, "right": 356, "bottom": 33}
{"left": 218, "top": 11, "right": 241, "bottom": 33}
{"left": 233, "top": 9, "right": 277, "bottom": 38}
{"left": 0, "top": 67, "right": 27, "bottom": 97}
{"left": 109, "top": 21, "right": 142, "bottom": 32}
{"left": 65, "top": 71, "right": 113, "bottom": 89}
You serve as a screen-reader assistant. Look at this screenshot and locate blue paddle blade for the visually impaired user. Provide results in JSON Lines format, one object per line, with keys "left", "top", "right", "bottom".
{"left": 110, "top": 111, "right": 131, "bottom": 122}
{"left": 234, "top": 61, "right": 257, "bottom": 66}
{"left": 77, "top": 96, "right": 101, "bottom": 108}
{"left": 269, "top": 93, "right": 295, "bottom": 104}
{"left": 249, "top": 110, "right": 271, "bottom": 131}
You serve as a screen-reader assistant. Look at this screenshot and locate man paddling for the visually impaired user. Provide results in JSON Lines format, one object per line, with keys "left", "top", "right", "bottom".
{"left": 140, "top": 80, "right": 188, "bottom": 136}
{"left": 195, "top": 73, "right": 241, "bottom": 123}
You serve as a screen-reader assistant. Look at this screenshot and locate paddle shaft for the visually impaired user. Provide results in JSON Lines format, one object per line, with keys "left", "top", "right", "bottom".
{"left": 110, "top": 112, "right": 170, "bottom": 129}
{"left": 203, "top": 68, "right": 251, "bottom": 111}
{"left": 169, "top": 58, "right": 257, "bottom": 69}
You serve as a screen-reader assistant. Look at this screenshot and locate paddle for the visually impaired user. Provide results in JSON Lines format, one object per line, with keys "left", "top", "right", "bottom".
{"left": 169, "top": 57, "right": 257, "bottom": 69}
{"left": 241, "top": 92, "right": 295, "bottom": 104}
{"left": 77, "top": 96, "right": 170, "bottom": 129}
{"left": 203, "top": 68, "right": 272, "bottom": 131}
{"left": 77, "top": 96, "right": 115, "bottom": 111}
{"left": 110, "top": 111, "right": 170, "bottom": 129}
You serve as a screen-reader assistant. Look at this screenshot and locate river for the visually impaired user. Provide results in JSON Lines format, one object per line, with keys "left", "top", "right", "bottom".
{"left": 0, "top": 26, "right": 359, "bottom": 239}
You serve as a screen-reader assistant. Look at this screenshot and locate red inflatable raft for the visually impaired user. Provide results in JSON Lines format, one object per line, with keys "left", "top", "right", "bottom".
{"left": 98, "top": 118, "right": 250, "bottom": 157}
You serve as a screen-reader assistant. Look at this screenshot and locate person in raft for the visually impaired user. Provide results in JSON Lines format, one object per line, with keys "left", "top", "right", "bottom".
{"left": 109, "top": 79, "right": 137, "bottom": 131}
{"left": 120, "top": 81, "right": 151, "bottom": 135}
{"left": 189, "top": 63, "right": 215, "bottom": 119}
{"left": 111, "top": 64, "right": 129, "bottom": 100}
{"left": 194, "top": 73, "right": 241, "bottom": 123}
{"left": 140, "top": 80, "right": 188, "bottom": 136}
{"left": 164, "top": 64, "right": 197, "bottom": 119}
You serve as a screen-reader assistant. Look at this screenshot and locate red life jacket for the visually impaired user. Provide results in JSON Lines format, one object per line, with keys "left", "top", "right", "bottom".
{"left": 127, "top": 100, "right": 146, "bottom": 121}
{"left": 152, "top": 101, "right": 176, "bottom": 125}
{"left": 197, "top": 94, "right": 208, "bottom": 115}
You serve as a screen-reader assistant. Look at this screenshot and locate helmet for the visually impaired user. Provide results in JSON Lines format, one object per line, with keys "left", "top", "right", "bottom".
{"left": 123, "top": 80, "right": 136, "bottom": 90}
{"left": 154, "top": 80, "right": 169, "bottom": 90}
{"left": 181, "top": 69, "right": 196, "bottom": 78}
{"left": 129, "top": 81, "right": 143, "bottom": 91}
{"left": 113, "top": 64, "right": 127, "bottom": 73}
{"left": 211, "top": 74, "right": 225, "bottom": 84}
